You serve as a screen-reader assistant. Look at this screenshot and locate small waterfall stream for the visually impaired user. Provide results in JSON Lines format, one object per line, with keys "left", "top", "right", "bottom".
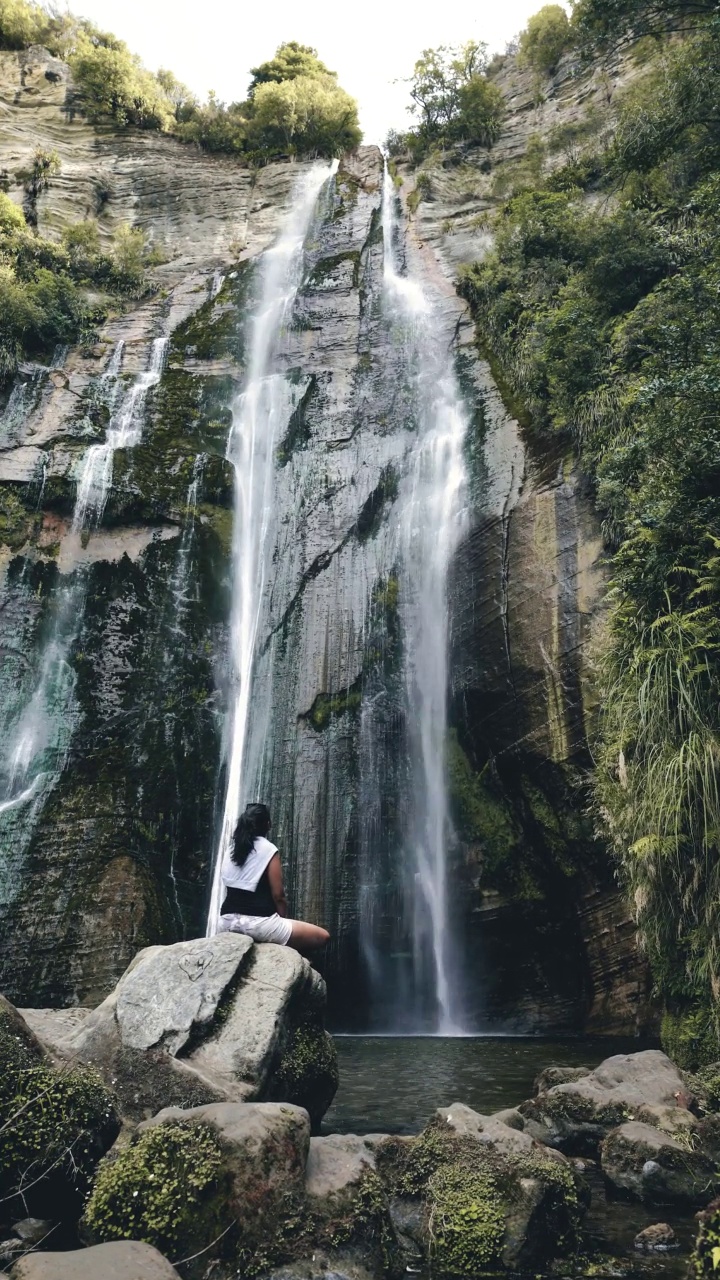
{"left": 0, "top": 334, "right": 168, "bottom": 893}
{"left": 207, "top": 162, "right": 336, "bottom": 931}
{"left": 381, "top": 165, "right": 470, "bottom": 1033}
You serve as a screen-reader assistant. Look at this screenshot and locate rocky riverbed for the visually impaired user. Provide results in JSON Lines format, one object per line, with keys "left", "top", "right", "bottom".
{"left": 1, "top": 936, "right": 719, "bottom": 1278}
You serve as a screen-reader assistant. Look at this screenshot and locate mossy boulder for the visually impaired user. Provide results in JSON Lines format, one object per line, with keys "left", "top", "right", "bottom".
{"left": 83, "top": 1121, "right": 231, "bottom": 1267}
{"left": 0, "top": 994, "right": 119, "bottom": 1221}
{"left": 519, "top": 1050, "right": 686, "bottom": 1154}
{"left": 375, "top": 1113, "right": 584, "bottom": 1274}
{"left": 272, "top": 1019, "right": 339, "bottom": 1131}
{"left": 601, "top": 1119, "right": 720, "bottom": 1206}
{"left": 85, "top": 1102, "right": 310, "bottom": 1277}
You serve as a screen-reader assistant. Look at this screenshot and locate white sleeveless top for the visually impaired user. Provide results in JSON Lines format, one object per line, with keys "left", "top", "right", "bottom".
{"left": 221, "top": 835, "right": 278, "bottom": 892}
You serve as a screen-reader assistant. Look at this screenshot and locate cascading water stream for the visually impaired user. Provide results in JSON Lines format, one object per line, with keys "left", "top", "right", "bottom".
{"left": 207, "top": 162, "right": 336, "bottom": 933}
{"left": 0, "top": 334, "right": 168, "bottom": 863}
{"left": 74, "top": 336, "right": 168, "bottom": 529}
{"left": 381, "top": 163, "right": 470, "bottom": 1034}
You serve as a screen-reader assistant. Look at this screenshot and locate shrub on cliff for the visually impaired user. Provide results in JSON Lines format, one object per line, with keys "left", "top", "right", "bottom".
{"left": 459, "top": 10, "right": 720, "bottom": 1057}
{"left": 397, "top": 40, "right": 504, "bottom": 159}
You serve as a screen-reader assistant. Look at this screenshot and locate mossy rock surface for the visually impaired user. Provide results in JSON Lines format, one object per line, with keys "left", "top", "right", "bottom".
{"left": 272, "top": 1020, "right": 339, "bottom": 1130}
{"left": 376, "top": 1118, "right": 583, "bottom": 1274}
{"left": 0, "top": 999, "right": 119, "bottom": 1219}
{"left": 83, "top": 1121, "right": 231, "bottom": 1267}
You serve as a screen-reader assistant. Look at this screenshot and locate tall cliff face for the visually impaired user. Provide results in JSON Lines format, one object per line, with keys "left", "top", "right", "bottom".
{"left": 0, "top": 46, "right": 650, "bottom": 1031}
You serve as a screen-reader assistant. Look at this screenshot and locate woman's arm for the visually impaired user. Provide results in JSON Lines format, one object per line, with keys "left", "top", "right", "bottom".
{"left": 267, "top": 853, "right": 288, "bottom": 917}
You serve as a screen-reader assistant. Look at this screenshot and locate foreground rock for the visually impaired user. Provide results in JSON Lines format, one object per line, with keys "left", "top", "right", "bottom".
{"left": 634, "top": 1223, "right": 677, "bottom": 1251}
{"left": 22, "top": 937, "right": 337, "bottom": 1127}
{"left": 520, "top": 1051, "right": 687, "bottom": 1153}
{"left": 602, "top": 1117, "right": 719, "bottom": 1206}
{"left": 9, "top": 1241, "right": 181, "bottom": 1278}
{"left": 0, "top": 994, "right": 119, "bottom": 1221}
{"left": 83, "top": 1102, "right": 310, "bottom": 1271}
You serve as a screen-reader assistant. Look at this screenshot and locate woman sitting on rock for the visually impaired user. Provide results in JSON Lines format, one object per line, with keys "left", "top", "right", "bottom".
{"left": 217, "top": 802, "right": 330, "bottom": 954}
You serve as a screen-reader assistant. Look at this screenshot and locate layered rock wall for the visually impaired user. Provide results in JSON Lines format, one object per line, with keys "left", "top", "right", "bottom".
{"left": 0, "top": 45, "right": 650, "bottom": 1031}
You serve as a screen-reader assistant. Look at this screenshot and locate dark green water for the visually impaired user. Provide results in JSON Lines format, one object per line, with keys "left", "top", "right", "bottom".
{"left": 325, "top": 1035, "right": 654, "bottom": 1134}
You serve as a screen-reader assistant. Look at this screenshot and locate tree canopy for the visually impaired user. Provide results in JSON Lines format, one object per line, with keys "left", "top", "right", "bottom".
{"left": 392, "top": 41, "right": 505, "bottom": 158}
{"left": 0, "top": 3, "right": 361, "bottom": 158}
{"left": 518, "top": 5, "right": 572, "bottom": 72}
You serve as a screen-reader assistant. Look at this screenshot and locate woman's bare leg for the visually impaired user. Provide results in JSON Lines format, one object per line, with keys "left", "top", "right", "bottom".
{"left": 288, "top": 921, "right": 330, "bottom": 954}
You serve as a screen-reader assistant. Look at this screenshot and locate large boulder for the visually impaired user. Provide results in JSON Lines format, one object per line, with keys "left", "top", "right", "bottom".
{"left": 520, "top": 1051, "right": 687, "bottom": 1153}
{"left": 305, "top": 1135, "right": 377, "bottom": 1200}
{"left": 23, "top": 938, "right": 337, "bottom": 1126}
{"left": 84, "top": 1103, "right": 311, "bottom": 1277}
{"left": 9, "top": 1241, "right": 180, "bottom": 1278}
{"left": 374, "top": 1108, "right": 584, "bottom": 1273}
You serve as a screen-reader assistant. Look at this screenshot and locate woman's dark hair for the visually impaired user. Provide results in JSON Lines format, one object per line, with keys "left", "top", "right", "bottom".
{"left": 231, "top": 803, "right": 271, "bottom": 867}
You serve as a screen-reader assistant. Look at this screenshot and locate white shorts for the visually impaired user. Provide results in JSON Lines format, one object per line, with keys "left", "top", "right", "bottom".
{"left": 217, "top": 912, "right": 293, "bottom": 946}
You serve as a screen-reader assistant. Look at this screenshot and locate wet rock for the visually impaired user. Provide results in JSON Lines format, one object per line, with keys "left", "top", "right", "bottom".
{"left": 305, "top": 1134, "right": 377, "bottom": 1198}
{"left": 634, "top": 1222, "right": 677, "bottom": 1251}
{"left": 9, "top": 1223, "right": 53, "bottom": 1247}
{"left": 534, "top": 1065, "right": 592, "bottom": 1094}
{"left": 263, "top": 1265, "right": 375, "bottom": 1280}
{"left": 601, "top": 1120, "right": 718, "bottom": 1205}
{"left": 9, "top": 1240, "right": 181, "bottom": 1278}
{"left": 520, "top": 1051, "right": 686, "bottom": 1153}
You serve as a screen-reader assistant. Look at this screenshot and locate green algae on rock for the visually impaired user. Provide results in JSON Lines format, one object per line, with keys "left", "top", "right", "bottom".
{"left": 83, "top": 1122, "right": 230, "bottom": 1263}
{"left": 0, "top": 996, "right": 119, "bottom": 1216}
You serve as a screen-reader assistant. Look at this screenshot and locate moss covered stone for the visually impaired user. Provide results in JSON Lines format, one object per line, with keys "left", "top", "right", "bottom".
{"left": 428, "top": 1164, "right": 505, "bottom": 1275}
{"left": 305, "top": 682, "right": 363, "bottom": 732}
{"left": 83, "top": 1122, "right": 230, "bottom": 1262}
{"left": 0, "top": 1002, "right": 119, "bottom": 1213}
{"left": 376, "top": 1118, "right": 582, "bottom": 1274}
{"left": 273, "top": 1020, "right": 339, "bottom": 1129}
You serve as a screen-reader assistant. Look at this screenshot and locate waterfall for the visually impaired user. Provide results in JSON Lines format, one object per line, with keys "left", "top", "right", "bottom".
{"left": 382, "top": 163, "right": 470, "bottom": 1034}
{"left": 0, "top": 334, "right": 168, "bottom": 892}
{"left": 73, "top": 336, "right": 168, "bottom": 530}
{"left": 207, "top": 162, "right": 336, "bottom": 932}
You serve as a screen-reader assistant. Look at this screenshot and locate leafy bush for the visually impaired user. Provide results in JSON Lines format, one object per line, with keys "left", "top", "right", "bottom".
{"left": 459, "top": 10, "right": 720, "bottom": 1034}
{"left": 518, "top": 5, "right": 573, "bottom": 74}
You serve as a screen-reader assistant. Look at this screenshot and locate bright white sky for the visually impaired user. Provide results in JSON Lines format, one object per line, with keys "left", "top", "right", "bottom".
{"left": 68, "top": 0, "right": 557, "bottom": 144}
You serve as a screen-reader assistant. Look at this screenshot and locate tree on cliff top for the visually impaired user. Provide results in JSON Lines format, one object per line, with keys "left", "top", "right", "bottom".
{"left": 394, "top": 41, "right": 504, "bottom": 159}
{"left": 248, "top": 42, "right": 335, "bottom": 94}
{"left": 518, "top": 5, "right": 572, "bottom": 73}
{"left": 0, "top": 1, "right": 361, "bottom": 157}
